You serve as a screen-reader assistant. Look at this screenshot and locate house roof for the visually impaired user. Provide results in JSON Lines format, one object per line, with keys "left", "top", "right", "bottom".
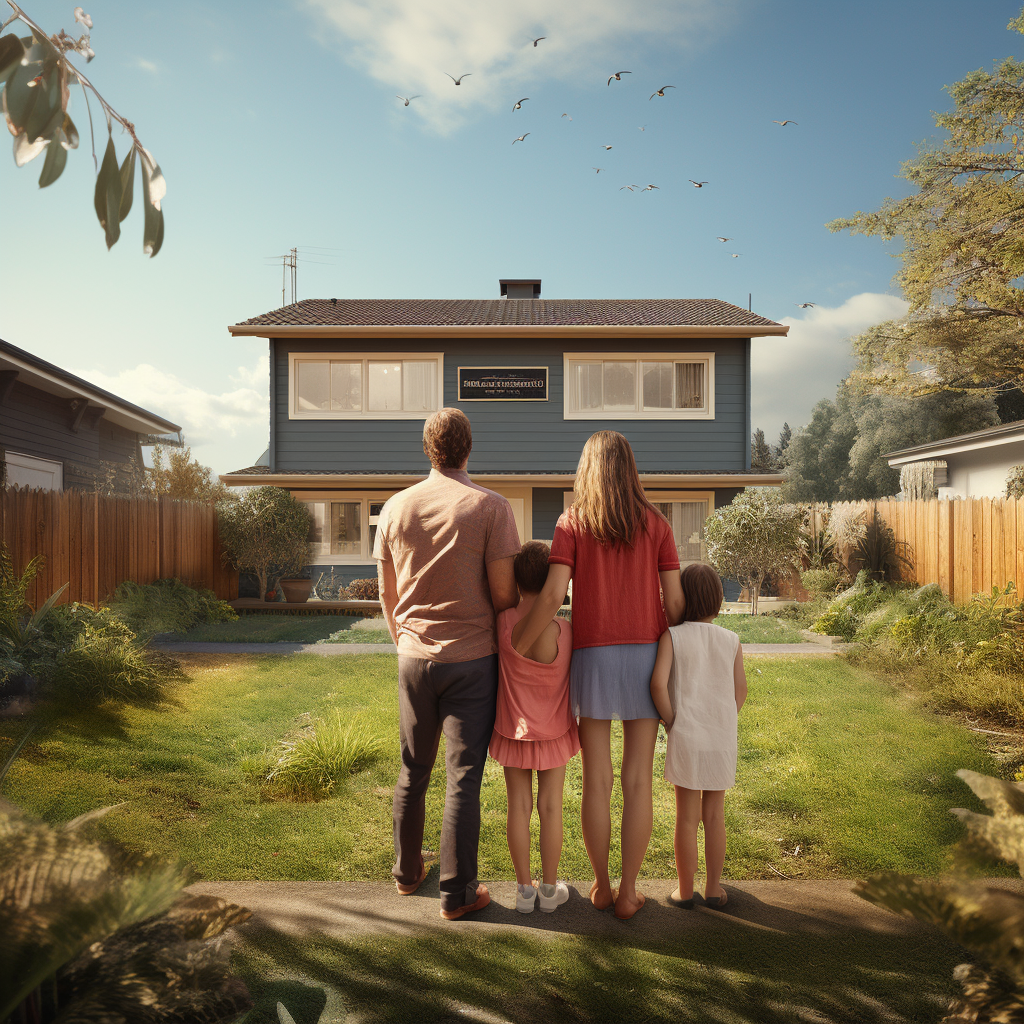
{"left": 0, "top": 338, "right": 181, "bottom": 436}
{"left": 228, "top": 298, "right": 789, "bottom": 338}
{"left": 885, "top": 419, "right": 1024, "bottom": 465}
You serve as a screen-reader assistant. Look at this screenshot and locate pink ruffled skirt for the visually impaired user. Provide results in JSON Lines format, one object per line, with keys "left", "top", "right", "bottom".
{"left": 489, "top": 723, "right": 580, "bottom": 771}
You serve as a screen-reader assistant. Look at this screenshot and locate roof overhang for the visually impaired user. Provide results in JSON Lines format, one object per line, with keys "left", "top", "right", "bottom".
{"left": 219, "top": 471, "right": 784, "bottom": 488}
{"left": 227, "top": 324, "right": 790, "bottom": 340}
{"left": 886, "top": 428, "right": 1024, "bottom": 466}
{"left": 0, "top": 344, "right": 180, "bottom": 436}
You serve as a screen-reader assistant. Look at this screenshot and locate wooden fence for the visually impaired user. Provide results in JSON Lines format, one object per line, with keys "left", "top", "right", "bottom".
{"left": 1, "top": 486, "right": 238, "bottom": 608}
{"left": 835, "top": 497, "right": 1024, "bottom": 605}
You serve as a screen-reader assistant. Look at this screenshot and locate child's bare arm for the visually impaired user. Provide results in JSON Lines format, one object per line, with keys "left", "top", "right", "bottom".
{"left": 734, "top": 644, "right": 747, "bottom": 712}
{"left": 650, "top": 631, "right": 675, "bottom": 727}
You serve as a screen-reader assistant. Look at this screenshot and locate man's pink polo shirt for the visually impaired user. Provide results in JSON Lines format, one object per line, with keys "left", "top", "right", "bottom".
{"left": 373, "top": 468, "right": 521, "bottom": 663}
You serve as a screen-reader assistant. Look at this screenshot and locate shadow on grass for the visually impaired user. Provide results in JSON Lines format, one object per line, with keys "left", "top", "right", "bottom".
{"left": 234, "top": 918, "right": 959, "bottom": 1023}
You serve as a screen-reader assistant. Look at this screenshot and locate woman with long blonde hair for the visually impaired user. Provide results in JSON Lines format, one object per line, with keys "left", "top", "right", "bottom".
{"left": 512, "top": 431, "right": 683, "bottom": 919}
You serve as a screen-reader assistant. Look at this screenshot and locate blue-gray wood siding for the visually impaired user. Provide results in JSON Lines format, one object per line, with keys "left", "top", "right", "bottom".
{"left": 1, "top": 379, "right": 139, "bottom": 489}
{"left": 272, "top": 337, "right": 751, "bottom": 474}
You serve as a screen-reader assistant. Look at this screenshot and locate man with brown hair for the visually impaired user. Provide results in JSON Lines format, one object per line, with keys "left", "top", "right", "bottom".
{"left": 374, "top": 407, "right": 520, "bottom": 919}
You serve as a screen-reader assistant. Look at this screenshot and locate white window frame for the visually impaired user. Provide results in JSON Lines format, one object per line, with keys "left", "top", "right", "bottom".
{"left": 4, "top": 451, "right": 63, "bottom": 491}
{"left": 288, "top": 352, "right": 444, "bottom": 420}
{"left": 562, "top": 352, "right": 714, "bottom": 420}
{"left": 295, "top": 491, "right": 398, "bottom": 563}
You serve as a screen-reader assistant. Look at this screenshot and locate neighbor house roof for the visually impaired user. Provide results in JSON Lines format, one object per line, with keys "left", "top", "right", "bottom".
{"left": 885, "top": 419, "right": 1024, "bottom": 466}
{"left": 228, "top": 298, "right": 789, "bottom": 338}
{"left": 0, "top": 338, "right": 181, "bottom": 436}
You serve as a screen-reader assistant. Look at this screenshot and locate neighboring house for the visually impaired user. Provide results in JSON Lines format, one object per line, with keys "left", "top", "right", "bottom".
{"left": 221, "top": 279, "right": 788, "bottom": 591}
{"left": 0, "top": 338, "right": 181, "bottom": 491}
{"left": 886, "top": 420, "right": 1024, "bottom": 499}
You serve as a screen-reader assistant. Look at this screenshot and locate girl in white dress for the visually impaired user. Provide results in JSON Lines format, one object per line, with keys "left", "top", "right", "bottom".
{"left": 650, "top": 563, "right": 747, "bottom": 909}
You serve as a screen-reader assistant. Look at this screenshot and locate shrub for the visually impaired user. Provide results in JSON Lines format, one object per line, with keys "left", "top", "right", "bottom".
{"left": 346, "top": 578, "right": 380, "bottom": 601}
{"left": 106, "top": 578, "right": 237, "bottom": 637}
{"left": 263, "top": 714, "right": 385, "bottom": 799}
{"left": 1007, "top": 464, "right": 1024, "bottom": 499}
{"left": 800, "top": 564, "right": 846, "bottom": 601}
{"left": 852, "top": 508, "right": 914, "bottom": 583}
{"left": 809, "top": 606, "right": 858, "bottom": 641}
{"left": 32, "top": 604, "right": 184, "bottom": 705}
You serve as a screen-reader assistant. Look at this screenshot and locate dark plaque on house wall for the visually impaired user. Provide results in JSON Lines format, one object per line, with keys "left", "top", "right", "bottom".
{"left": 457, "top": 366, "right": 548, "bottom": 401}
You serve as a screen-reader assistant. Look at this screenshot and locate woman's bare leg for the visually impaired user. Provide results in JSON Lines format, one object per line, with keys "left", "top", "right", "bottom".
{"left": 701, "top": 789, "right": 727, "bottom": 899}
{"left": 578, "top": 717, "right": 614, "bottom": 907}
{"left": 536, "top": 765, "right": 566, "bottom": 886}
{"left": 503, "top": 767, "right": 535, "bottom": 886}
{"left": 615, "top": 717, "right": 659, "bottom": 914}
{"left": 674, "top": 787, "right": 702, "bottom": 899}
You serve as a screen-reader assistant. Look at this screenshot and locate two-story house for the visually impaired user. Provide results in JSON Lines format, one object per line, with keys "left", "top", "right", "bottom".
{"left": 221, "top": 280, "right": 787, "bottom": 592}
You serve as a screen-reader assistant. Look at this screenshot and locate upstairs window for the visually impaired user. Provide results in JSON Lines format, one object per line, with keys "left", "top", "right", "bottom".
{"left": 289, "top": 353, "right": 443, "bottom": 419}
{"left": 564, "top": 353, "right": 714, "bottom": 419}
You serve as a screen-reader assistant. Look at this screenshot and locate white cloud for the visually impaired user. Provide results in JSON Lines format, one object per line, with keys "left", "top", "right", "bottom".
{"left": 301, "top": 0, "right": 739, "bottom": 131}
{"left": 133, "top": 57, "right": 158, "bottom": 74}
{"left": 68, "top": 355, "right": 269, "bottom": 476}
{"left": 752, "top": 292, "right": 910, "bottom": 442}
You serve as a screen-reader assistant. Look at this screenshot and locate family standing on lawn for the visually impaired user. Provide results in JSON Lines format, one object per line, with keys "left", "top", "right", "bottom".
{"left": 375, "top": 408, "right": 748, "bottom": 922}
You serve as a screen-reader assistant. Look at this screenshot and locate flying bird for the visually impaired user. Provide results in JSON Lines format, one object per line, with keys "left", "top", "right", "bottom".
{"left": 512, "top": 98, "right": 529, "bottom": 111}
{"left": 601, "top": 144, "right": 613, "bottom": 150}
{"left": 445, "top": 73, "right": 471, "bottom": 85}
{"left": 638, "top": 125, "right": 647, "bottom": 131}
{"left": 396, "top": 95, "right": 421, "bottom": 106}
{"left": 607, "top": 71, "right": 631, "bottom": 85}
{"left": 641, "top": 183, "right": 659, "bottom": 191}
{"left": 772, "top": 120, "right": 797, "bottom": 126}
{"left": 592, "top": 167, "right": 603, "bottom": 173}
{"left": 689, "top": 180, "right": 708, "bottom": 187}
{"left": 619, "top": 184, "right": 639, "bottom": 191}
{"left": 716, "top": 237, "right": 733, "bottom": 243}
{"left": 513, "top": 133, "right": 530, "bottom": 144}
{"left": 795, "top": 302, "right": 816, "bottom": 308}
{"left": 649, "top": 86, "right": 675, "bottom": 100}
{"left": 561, "top": 113, "right": 573, "bottom": 120}
{"left": 530, "top": 36, "right": 546, "bottom": 46}
{"left": 729, "top": 253, "right": 742, "bottom": 258}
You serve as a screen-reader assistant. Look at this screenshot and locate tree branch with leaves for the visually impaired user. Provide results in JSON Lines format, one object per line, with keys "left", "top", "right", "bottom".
{"left": 0, "top": 2, "right": 165, "bottom": 254}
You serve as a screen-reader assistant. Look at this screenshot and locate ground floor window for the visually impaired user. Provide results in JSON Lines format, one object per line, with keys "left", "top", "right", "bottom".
{"left": 4, "top": 451, "right": 63, "bottom": 491}
{"left": 645, "top": 491, "right": 714, "bottom": 568}
{"left": 296, "top": 492, "right": 396, "bottom": 562}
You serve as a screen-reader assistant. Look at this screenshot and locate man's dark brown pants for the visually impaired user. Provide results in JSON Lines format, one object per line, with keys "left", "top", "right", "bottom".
{"left": 393, "top": 653, "right": 498, "bottom": 914}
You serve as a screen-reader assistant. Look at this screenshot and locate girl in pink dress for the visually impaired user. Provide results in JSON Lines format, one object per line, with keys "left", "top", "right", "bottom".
{"left": 490, "top": 542, "right": 581, "bottom": 914}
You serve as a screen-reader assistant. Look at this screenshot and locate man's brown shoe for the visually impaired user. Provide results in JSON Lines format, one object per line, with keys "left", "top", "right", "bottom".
{"left": 440, "top": 884, "right": 491, "bottom": 920}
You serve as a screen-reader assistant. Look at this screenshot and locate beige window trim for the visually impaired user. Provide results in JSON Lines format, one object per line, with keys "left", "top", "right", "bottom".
{"left": 292, "top": 490, "right": 400, "bottom": 563}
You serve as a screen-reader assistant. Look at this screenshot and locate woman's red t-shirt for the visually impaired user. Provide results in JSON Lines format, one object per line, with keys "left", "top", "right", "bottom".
{"left": 549, "top": 507, "right": 680, "bottom": 650}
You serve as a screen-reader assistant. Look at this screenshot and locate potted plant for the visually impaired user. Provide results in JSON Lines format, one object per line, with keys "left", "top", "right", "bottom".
{"left": 278, "top": 572, "right": 313, "bottom": 603}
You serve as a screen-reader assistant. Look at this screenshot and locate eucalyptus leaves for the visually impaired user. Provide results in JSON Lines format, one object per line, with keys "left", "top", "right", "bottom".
{"left": 0, "top": 2, "right": 165, "bottom": 255}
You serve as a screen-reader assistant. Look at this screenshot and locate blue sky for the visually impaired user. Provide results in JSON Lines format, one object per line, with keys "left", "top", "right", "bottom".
{"left": 1, "top": 0, "right": 1020, "bottom": 474}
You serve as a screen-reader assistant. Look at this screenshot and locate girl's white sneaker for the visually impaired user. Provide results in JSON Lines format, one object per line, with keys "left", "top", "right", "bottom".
{"left": 516, "top": 883, "right": 537, "bottom": 914}
{"left": 538, "top": 881, "right": 570, "bottom": 913}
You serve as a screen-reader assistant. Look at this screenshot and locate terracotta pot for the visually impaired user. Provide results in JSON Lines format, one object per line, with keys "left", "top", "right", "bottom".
{"left": 279, "top": 578, "right": 313, "bottom": 603}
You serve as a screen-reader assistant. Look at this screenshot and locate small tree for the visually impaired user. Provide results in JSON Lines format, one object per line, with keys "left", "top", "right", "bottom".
{"left": 217, "top": 487, "right": 311, "bottom": 602}
{"left": 148, "top": 445, "right": 232, "bottom": 502}
{"left": 751, "top": 428, "right": 773, "bottom": 471}
{"left": 704, "top": 488, "right": 803, "bottom": 615}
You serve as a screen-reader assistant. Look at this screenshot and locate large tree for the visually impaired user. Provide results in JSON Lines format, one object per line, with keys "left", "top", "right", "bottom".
{"left": 148, "top": 445, "right": 232, "bottom": 502}
{"left": 782, "top": 381, "right": 999, "bottom": 501}
{"left": 828, "top": 11, "right": 1024, "bottom": 400}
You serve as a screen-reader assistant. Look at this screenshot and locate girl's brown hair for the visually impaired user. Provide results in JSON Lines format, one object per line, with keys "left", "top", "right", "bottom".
{"left": 514, "top": 541, "right": 550, "bottom": 594}
{"left": 680, "top": 563, "right": 724, "bottom": 621}
{"left": 569, "top": 431, "right": 663, "bottom": 546}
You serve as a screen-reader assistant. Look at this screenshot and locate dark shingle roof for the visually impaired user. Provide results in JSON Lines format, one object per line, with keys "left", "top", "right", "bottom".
{"left": 222, "top": 465, "right": 782, "bottom": 478}
{"left": 235, "top": 298, "right": 781, "bottom": 329}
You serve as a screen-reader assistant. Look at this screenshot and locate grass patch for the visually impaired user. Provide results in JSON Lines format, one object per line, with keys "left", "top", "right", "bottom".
{"left": 0, "top": 653, "right": 1002, "bottom": 883}
{"left": 181, "top": 614, "right": 362, "bottom": 643}
{"left": 713, "top": 614, "right": 805, "bottom": 644}
{"left": 234, "top": 926, "right": 958, "bottom": 1024}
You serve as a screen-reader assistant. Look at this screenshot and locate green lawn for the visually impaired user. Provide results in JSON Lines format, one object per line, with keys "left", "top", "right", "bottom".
{"left": 180, "top": 612, "right": 805, "bottom": 645}
{"left": 233, "top": 925, "right": 959, "bottom": 1024}
{"left": 0, "top": 653, "right": 1002, "bottom": 884}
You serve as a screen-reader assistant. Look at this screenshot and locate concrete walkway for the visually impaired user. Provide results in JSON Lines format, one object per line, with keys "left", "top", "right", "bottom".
{"left": 154, "top": 641, "right": 836, "bottom": 656}
{"left": 186, "top": 876, "right": 1021, "bottom": 942}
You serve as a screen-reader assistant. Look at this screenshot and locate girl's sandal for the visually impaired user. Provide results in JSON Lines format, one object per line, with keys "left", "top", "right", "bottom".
{"left": 589, "top": 880, "right": 617, "bottom": 911}
{"left": 613, "top": 891, "right": 646, "bottom": 920}
{"left": 668, "top": 889, "right": 695, "bottom": 909}
{"left": 704, "top": 890, "right": 728, "bottom": 910}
